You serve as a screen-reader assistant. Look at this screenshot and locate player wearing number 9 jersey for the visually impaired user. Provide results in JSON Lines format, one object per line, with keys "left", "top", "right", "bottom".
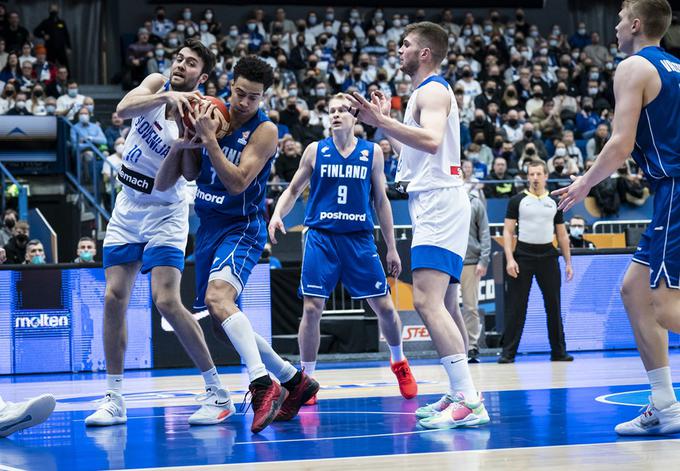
{"left": 268, "top": 94, "right": 417, "bottom": 404}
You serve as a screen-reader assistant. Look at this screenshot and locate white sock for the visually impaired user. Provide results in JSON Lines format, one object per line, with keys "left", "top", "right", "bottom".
{"left": 648, "top": 366, "right": 677, "bottom": 410}
{"left": 301, "top": 361, "right": 317, "bottom": 377}
{"left": 253, "top": 332, "right": 297, "bottom": 383}
{"left": 221, "top": 312, "right": 267, "bottom": 382}
{"left": 389, "top": 344, "right": 405, "bottom": 363}
{"left": 441, "top": 354, "right": 478, "bottom": 402}
{"left": 201, "top": 366, "right": 223, "bottom": 390}
{"left": 107, "top": 374, "right": 123, "bottom": 394}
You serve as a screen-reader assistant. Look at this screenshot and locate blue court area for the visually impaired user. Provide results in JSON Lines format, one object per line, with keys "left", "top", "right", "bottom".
{"left": 0, "top": 362, "right": 677, "bottom": 470}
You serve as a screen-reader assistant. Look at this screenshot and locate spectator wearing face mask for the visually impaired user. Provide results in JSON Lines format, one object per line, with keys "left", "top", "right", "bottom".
{"left": 569, "top": 22, "right": 591, "bottom": 50}
{"left": 513, "top": 122, "right": 547, "bottom": 160}
{"left": 547, "top": 155, "right": 570, "bottom": 192}
{"left": 0, "top": 83, "right": 16, "bottom": 114}
{"left": 103, "top": 136, "right": 124, "bottom": 193}
{"left": 568, "top": 215, "right": 596, "bottom": 249}
{"left": 502, "top": 110, "right": 524, "bottom": 144}
{"left": 74, "top": 236, "right": 97, "bottom": 263}
{"left": 56, "top": 80, "right": 84, "bottom": 119}
{"left": 151, "top": 6, "right": 174, "bottom": 39}
{"left": 44, "top": 96, "right": 57, "bottom": 116}
{"left": 24, "top": 239, "right": 46, "bottom": 265}
{"left": 28, "top": 84, "right": 47, "bottom": 115}
{"left": 0, "top": 209, "right": 17, "bottom": 247}
{"left": 548, "top": 141, "right": 579, "bottom": 175}
{"left": 5, "top": 92, "right": 32, "bottom": 115}
{"left": 3, "top": 220, "right": 30, "bottom": 264}
{"left": 147, "top": 44, "right": 171, "bottom": 76}
{"left": 455, "top": 66, "right": 482, "bottom": 109}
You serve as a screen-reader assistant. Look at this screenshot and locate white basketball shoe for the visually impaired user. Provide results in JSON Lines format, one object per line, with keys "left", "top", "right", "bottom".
{"left": 615, "top": 398, "right": 680, "bottom": 436}
{"left": 0, "top": 394, "right": 56, "bottom": 437}
{"left": 418, "top": 393, "right": 490, "bottom": 429}
{"left": 415, "top": 394, "right": 455, "bottom": 419}
{"left": 85, "top": 391, "right": 127, "bottom": 427}
{"left": 188, "top": 387, "right": 236, "bottom": 425}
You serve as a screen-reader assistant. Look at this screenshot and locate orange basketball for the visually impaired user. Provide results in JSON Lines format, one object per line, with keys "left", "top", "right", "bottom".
{"left": 182, "top": 96, "right": 231, "bottom": 138}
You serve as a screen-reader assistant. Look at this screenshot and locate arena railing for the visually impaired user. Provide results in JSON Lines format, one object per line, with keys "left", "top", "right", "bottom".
{"left": 59, "top": 118, "right": 118, "bottom": 232}
{"left": 0, "top": 161, "right": 29, "bottom": 221}
{"left": 592, "top": 219, "right": 651, "bottom": 234}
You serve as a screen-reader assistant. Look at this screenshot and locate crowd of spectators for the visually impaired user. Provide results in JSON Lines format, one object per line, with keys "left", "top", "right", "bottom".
{"left": 2, "top": 4, "right": 667, "bottom": 217}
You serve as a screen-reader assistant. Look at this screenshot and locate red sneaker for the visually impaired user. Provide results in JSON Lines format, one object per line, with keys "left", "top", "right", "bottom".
{"left": 249, "top": 379, "right": 288, "bottom": 433}
{"left": 391, "top": 359, "right": 418, "bottom": 399}
{"left": 275, "top": 372, "right": 320, "bottom": 421}
{"left": 303, "top": 394, "right": 317, "bottom": 406}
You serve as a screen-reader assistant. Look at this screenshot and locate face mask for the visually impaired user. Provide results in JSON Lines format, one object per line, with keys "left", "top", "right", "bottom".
{"left": 571, "top": 52, "right": 579, "bottom": 60}
{"left": 3, "top": 218, "right": 15, "bottom": 229}
{"left": 31, "top": 255, "right": 46, "bottom": 264}
{"left": 462, "top": 70, "right": 472, "bottom": 78}
{"left": 589, "top": 72, "right": 599, "bottom": 81}
{"left": 521, "top": 51, "right": 531, "bottom": 60}
{"left": 205, "top": 13, "right": 213, "bottom": 21}
{"left": 552, "top": 29, "right": 561, "bottom": 36}
{"left": 555, "top": 148, "right": 567, "bottom": 157}
{"left": 605, "top": 62, "right": 614, "bottom": 70}
{"left": 539, "top": 48, "right": 548, "bottom": 56}
{"left": 176, "top": 24, "right": 185, "bottom": 32}
{"left": 486, "top": 87, "right": 495, "bottom": 95}
{"left": 316, "top": 87, "right": 326, "bottom": 96}
{"left": 46, "top": 104, "right": 56, "bottom": 114}
{"left": 210, "top": 48, "right": 218, "bottom": 56}
{"left": 516, "top": 13, "right": 524, "bottom": 21}
{"left": 326, "top": 13, "right": 334, "bottom": 21}
{"left": 183, "top": 11, "right": 191, "bottom": 20}
{"left": 247, "top": 23, "right": 256, "bottom": 31}
{"left": 554, "top": 165, "right": 564, "bottom": 173}
{"left": 376, "top": 25, "right": 385, "bottom": 34}
{"left": 463, "top": 29, "right": 472, "bottom": 37}
{"left": 68, "top": 88, "right": 78, "bottom": 98}
{"left": 508, "top": 118, "right": 518, "bottom": 126}
{"left": 610, "top": 47, "right": 618, "bottom": 55}
{"left": 524, "top": 130, "right": 534, "bottom": 140}
{"left": 507, "top": 90, "right": 517, "bottom": 98}
{"left": 557, "top": 88, "right": 567, "bottom": 95}
{"left": 288, "top": 89, "right": 298, "bottom": 97}
{"left": 79, "top": 114, "right": 90, "bottom": 124}
{"left": 533, "top": 92, "right": 543, "bottom": 99}
{"left": 578, "top": 28, "right": 586, "bottom": 35}
{"left": 583, "top": 104, "right": 593, "bottom": 112}
{"left": 200, "top": 24, "right": 208, "bottom": 32}
{"left": 375, "top": 12, "right": 383, "bottom": 20}
{"left": 484, "top": 25, "right": 493, "bottom": 33}
{"left": 79, "top": 250, "right": 93, "bottom": 262}
{"left": 186, "top": 27, "right": 196, "bottom": 36}
{"left": 387, "top": 55, "right": 397, "bottom": 65}
{"left": 569, "top": 227, "right": 584, "bottom": 238}
{"left": 493, "top": 140, "right": 503, "bottom": 149}
{"left": 16, "top": 233, "right": 28, "bottom": 245}
{"left": 341, "top": 26, "right": 350, "bottom": 34}
{"left": 525, "top": 147, "right": 536, "bottom": 156}
{"left": 530, "top": 30, "right": 539, "bottom": 38}
{"left": 155, "top": 49, "right": 165, "bottom": 59}
{"left": 474, "top": 138, "right": 485, "bottom": 145}
{"left": 168, "top": 38, "right": 179, "bottom": 47}
{"left": 507, "top": 28, "right": 515, "bottom": 36}
{"left": 308, "top": 16, "right": 317, "bottom": 25}
{"left": 34, "top": 90, "right": 44, "bottom": 98}
{"left": 115, "top": 144, "right": 125, "bottom": 154}
{"left": 588, "top": 87, "right": 599, "bottom": 96}
{"left": 15, "top": 101, "right": 26, "bottom": 110}
{"left": 549, "top": 40, "right": 558, "bottom": 47}
{"left": 392, "top": 19, "right": 402, "bottom": 28}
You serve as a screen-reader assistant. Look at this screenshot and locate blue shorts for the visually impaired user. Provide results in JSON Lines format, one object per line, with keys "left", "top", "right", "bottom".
{"left": 193, "top": 216, "right": 266, "bottom": 310}
{"left": 103, "top": 243, "right": 184, "bottom": 274}
{"left": 300, "top": 228, "right": 388, "bottom": 299}
{"left": 632, "top": 177, "right": 680, "bottom": 289}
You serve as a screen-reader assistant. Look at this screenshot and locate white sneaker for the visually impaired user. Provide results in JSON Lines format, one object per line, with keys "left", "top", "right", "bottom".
{"left": 85, "top": 391, "right": 127, "bottom": 427}
{"left": 419, "top": 392, "right": 490, "bottom": 429}
{"left": 188, "top": 387, "right": 236, "bottom": 426}
{"left": 415, "top": 394, "right": 455, "bottom": 419}
{"left": 0, "top": 394, "right": 56, "bottom": 437}
{"left": 615, "top": 398, "right": 680, "bottom": 436}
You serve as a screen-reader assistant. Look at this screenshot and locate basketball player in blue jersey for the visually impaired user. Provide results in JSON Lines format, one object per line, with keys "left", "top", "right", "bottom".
{"left": 346, "top": 22, "right": 489, "bottom": 429}
{"left": 164, "top": 56, "right": 318, "bottom": 434}
{"left": 268, "top": 94, "right": 418, "bottom": 405}
{"left": 555, "top": 0, "right": 680, "bottom": 435}
{"left": 86, "top": 40, "right": 237, "bottom": 428}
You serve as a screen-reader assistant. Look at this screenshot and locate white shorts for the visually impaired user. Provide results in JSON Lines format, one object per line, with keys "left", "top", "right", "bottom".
{"left": 103, "top": 191, "right": 189, "bottom": 273}
{"left": 407, "top": 186, "right": 470, "bottom": 282}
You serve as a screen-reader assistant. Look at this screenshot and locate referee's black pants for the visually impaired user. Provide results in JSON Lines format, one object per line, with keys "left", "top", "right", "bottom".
{"left": 501, "top": 250, "right": 567, "bottom": 358}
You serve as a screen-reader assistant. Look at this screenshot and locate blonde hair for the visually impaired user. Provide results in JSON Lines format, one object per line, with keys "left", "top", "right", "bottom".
{"left": 622, "top": 0, "right": 672, "bottom": 39}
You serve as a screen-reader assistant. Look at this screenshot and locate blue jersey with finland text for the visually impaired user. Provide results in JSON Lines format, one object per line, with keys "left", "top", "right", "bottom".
{"left": 195, "top": 108, "right": 276, "bottom": 221}
{"left": 304, "top": 137, "right": 375, "bottom": 233}
{"left": 631, "top": 46, "right": 680, "bottom": 182}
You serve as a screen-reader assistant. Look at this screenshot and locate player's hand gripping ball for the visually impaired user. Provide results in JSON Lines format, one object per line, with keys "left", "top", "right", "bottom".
{"left": 183, "top": 96, "right": 231, "bottom": 138}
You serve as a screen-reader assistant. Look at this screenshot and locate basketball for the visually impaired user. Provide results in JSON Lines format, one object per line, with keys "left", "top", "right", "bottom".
{"left": 182, "top": 96, "right": 231, "bottom": 138}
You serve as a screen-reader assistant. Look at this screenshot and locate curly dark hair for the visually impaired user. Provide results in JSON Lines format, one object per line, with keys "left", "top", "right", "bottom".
{"left": 175, "top": 38, "right": 216, "bottom": 75}
{"left": 233, "top": 55, "right": 274, "bottom": 91}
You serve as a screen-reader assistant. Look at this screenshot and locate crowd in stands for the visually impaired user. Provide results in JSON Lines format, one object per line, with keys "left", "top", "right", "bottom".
{"left": 1, "top": 3, "right": 668, "bottom": 221}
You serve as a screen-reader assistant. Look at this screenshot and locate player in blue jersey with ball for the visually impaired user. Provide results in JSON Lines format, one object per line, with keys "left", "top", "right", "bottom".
{"left": 158, "top": 55, "right": 318, "bottom": 434}
{"left": 555, "top": 0, "right": 680, "bottom": 435}
{"left": 268, "top": 94, "right": 418, "bottom": 405}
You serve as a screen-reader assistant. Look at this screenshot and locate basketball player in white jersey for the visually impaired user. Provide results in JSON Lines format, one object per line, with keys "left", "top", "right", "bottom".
{"left": 346, "top": 22, "right": 489, "bottom": 429}
{"left": 86, "top": 39, "right": 235, "bottom": 427}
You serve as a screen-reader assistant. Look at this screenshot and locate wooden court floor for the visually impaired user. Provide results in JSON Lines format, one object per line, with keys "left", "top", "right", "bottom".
{"left": 0, "top": 351, "right": 679, "bottom": 470}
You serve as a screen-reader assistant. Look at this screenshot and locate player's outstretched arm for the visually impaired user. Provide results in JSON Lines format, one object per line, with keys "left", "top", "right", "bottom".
{"left": 116, "top": 73, "right": 201, "bottom": 120}
{"left": 346, "top": 83, "right": 448, "bottom": 154}
{"left": 195, "top": 107, "right": 278, "bottom": 195}
{"left": 553, "top": 56, "right": 652, "bottom": 211}
{"left": 370, "top": 143, "right": 401, "bottom": 278}
{"left": 268, "top": 142, "right": 317, "bottom": 244}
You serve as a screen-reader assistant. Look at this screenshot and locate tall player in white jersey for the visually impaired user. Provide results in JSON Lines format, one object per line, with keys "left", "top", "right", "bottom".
{"left": 86, "top": 40, "right": 236, "bottom": 427}
{"left": 347, "top": 22, "right": 489, "bottom": 429}
{"left": 555, "top": 0, "right": 680, "bottom": 435}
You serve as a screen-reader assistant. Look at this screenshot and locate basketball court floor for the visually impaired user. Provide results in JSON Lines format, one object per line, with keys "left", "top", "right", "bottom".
{"left": 1, "top": 351, "right": 679, "bottom": 470}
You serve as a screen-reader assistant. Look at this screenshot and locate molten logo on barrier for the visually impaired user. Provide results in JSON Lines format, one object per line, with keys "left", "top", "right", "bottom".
{"left": 15, "top": 314, "right": 69, "bottom": 329}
